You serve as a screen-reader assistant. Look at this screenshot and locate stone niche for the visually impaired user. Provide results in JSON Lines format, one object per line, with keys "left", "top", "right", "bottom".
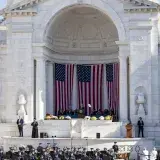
{"left": 134, "top": 86, "right": 147, "bottom": 116}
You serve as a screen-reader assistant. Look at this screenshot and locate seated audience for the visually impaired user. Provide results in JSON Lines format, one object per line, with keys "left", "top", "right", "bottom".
{"left": 110, "top": 109, "right": 114, "bottom": 116}
{"left": 97, "top": 109, "right": 102, "bottom": 116}
{"left": 90, "top": 109, "right": 96, "bottom": 116}
{"left": 104, "top": 109, "right": 110, "bottom": 116}
{"left": 58, "top": 109, "right": 64, "bottom": 116}
{"left": 56, "top": 106, "right": 118, "bottom": 121}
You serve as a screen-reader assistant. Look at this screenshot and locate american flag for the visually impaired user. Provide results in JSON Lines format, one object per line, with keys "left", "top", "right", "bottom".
{"left": 55, "top": 63, "right": 74, "bottom": 114}
{"left": 106, "top": 63, "right": 119, "bottom": 115}
{"left": 77, "top": 64, "right": 103, "bottom": 115}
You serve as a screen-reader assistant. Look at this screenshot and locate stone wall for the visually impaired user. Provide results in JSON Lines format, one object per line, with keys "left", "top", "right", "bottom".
{"left": 4, "top": 16, "right": 34, "bottom": 122}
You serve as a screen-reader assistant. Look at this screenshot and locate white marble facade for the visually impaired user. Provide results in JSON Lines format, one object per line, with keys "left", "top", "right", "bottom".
{"left": 0, "top": 0, "right": 160, "bottom": 127}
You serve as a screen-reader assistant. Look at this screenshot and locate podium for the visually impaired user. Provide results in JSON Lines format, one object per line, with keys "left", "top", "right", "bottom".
{"left": 125, "top": 124, "right": 132, "bottom": 138}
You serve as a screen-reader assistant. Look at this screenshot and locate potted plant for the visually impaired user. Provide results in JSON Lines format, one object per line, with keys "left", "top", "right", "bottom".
{"left": 91, "top": 116, "right": 97, "bottom": 120}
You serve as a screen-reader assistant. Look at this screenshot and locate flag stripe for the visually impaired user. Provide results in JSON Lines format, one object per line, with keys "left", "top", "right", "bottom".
{"left": 77, "top": 64, "right": 103, "bottom": 115}
{"left": 55, "top": 64, "right": 74, "bottom": 114}
{"left": 106, "top": 63, "right": 119, "bottom": 118}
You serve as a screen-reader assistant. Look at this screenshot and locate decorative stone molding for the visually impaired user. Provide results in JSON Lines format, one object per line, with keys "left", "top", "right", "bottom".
{"left": 0, "top": 0, "right": 159, "bottom": 17}
{"left": 123, "top": 0, "right": 159, "bottom": 13}
{"left": 4, "top": 10, "right": 37, "bottom": 18}
{"left": 124, "top": 0, "right": 158, "bottom": 7}
{"left": 41, "top": 45, "right": 118, "bottom": 64}
{"left": 44, "top": 42, "right": 118, "bottom": 55}
{"left": 3, "top": 0, "right": 44, "bottom": 12}
{"left": 124, "top": 7, "right": 158, "bottom": 13}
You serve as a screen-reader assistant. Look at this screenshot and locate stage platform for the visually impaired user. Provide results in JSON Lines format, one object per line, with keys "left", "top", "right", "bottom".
{"left": 1, "top": 136, "right": 155, "bottom": 159}
{"left": 0, "top": 120, "right": 130, "bottom": 138}
{"left": 0, "top": 119, "right": 158, "bottom": 159}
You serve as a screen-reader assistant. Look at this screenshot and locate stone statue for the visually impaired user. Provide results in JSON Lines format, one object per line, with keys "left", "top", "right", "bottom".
{"left": 150, "top": 147, "right": 157, "bottom": 160}
{"left": 136, "top": 92, "right": 147, "bottom": 116}
{"left": 141, "top": 148, "right": 149, "bottom": 160}
{"left": 17, "top": 94, "right": 27, "bottom": 122}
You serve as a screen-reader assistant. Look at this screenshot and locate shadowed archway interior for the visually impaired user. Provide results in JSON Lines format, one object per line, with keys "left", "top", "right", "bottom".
{"left": 44, "top": 6, "right": 119, "bottom": 55}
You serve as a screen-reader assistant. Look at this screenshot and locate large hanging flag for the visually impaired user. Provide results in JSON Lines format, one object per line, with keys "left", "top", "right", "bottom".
{"left": 77, "top": 64, "right": 103, "bottom": 115}
{"left": 106, "top": 63, "right": 119, "bottom": 114}
{"left": 55, "top": 63, "right": 74, "bottom": 114}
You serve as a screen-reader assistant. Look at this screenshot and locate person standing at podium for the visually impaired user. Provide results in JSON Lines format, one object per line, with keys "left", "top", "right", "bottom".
{"left": 31, "top": 118, "right": 39, "bottom": 138}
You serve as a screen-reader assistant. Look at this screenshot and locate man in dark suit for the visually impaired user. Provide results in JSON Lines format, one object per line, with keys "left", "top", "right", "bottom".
{"left": 137, "top": 117, "right": 144, "bottom": 137}
{"left": 17, "top": 117, "right": 24, "bottom": 137}
{"left": 31, "top": 118, "right": 39, "bottom": 138}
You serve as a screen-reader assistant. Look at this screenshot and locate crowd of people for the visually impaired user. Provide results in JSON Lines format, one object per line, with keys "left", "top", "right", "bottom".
{"left": 57, "top": 108, "right": 117, "bottom": 121}
{"left": 3, "top": 143, "right": 119, "bottom": 160}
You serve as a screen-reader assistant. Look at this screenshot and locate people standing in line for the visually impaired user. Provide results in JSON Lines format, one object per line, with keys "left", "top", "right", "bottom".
{"left": 31, "top": 118, "right": 39, "bottom": 138}
{"left": 16, "top": 117, "right": 24, "bottom": 137}
{"left": 137, "top": 117, "right": 144, "bottom": 138}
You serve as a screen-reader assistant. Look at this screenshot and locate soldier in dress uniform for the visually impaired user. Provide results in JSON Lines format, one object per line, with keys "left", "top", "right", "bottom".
{"left": 137, "top": 117, "right": 144, "bottom": 137}
{"left": 16, "top": 117, "right": 24, "bottom": 137}
{"left": 112, "top": 142, "right": 119, "bottom": 153}
{"left": 112, "top": 142, "right": 119, "bottom": 158}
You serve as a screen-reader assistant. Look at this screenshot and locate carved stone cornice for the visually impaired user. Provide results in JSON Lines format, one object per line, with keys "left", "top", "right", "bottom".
{"left": 4, "top": 10, "right": 37, "bottom": 18}
{"left": 124, "top": 7, "right": 158, "bottom": 13}
{"left": 124, "top": 0, "right": 159, "bottom": 7}
{"left": 123, "top": 0, "right": 159, "bottom": 13}
{"left": 0, "top": 0, "right": 159, "bottom": 16}
{"left": 44, "top": 43, "right": 118, "bottom": 56}
{"left": 0, "top": 0, "right": 44, "bottom": 15}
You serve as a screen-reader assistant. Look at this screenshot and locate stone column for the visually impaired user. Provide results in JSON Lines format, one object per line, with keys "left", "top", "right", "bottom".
{"left": 71, "top": 64, "right": 78, "bottom": 110}
{"left": 36, "top": 58, "right": 46, "bottom": 120}
{"left": 46, "top": 62, "right": 54, "bottom": 115}
{"left": 103, "top": 64, "right": 108, "bottom": 110}
{"left": 116, "top": 41, "right": 129, "bottom": 122}
{"left": 151, "top": 19, "right": 159, "bottom": 122}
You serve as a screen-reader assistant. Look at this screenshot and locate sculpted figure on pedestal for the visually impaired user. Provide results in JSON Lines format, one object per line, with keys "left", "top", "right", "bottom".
{"left": 17, "top": 94, "right": 27, "bottom": 122}
{"left": 135, "top": 92, "right": 147, "bottom": 116}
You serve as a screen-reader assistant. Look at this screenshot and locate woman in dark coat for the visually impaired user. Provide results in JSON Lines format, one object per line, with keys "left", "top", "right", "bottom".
{"left": 31, "top": 118, "right": 38, "bottom": 138}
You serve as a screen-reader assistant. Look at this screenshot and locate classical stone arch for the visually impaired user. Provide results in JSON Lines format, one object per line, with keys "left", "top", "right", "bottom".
{"left": 42, "top": 0, "right": 126, "bottom": 42}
